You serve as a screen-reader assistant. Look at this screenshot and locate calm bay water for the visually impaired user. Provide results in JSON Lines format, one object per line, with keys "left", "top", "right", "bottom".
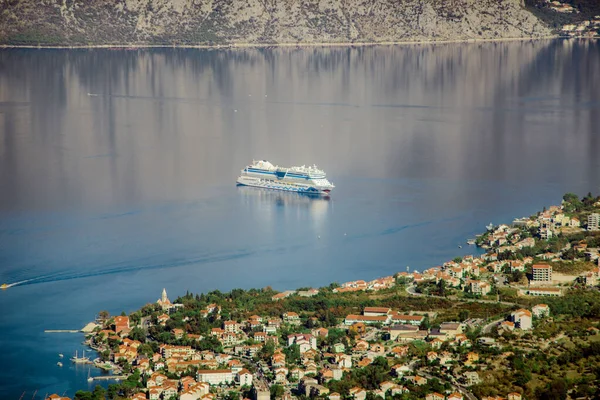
{"left": 0, "top": 40, "right": 599, "bottom": 398}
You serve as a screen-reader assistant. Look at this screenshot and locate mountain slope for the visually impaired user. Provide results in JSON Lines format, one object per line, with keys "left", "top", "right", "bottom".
{"left": 0, "top": 0, "right": 553, "bottom": 46}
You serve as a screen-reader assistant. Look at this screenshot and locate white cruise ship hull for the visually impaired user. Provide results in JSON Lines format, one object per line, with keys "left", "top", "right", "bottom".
{"left": 236, "top": 176, "right": 331, "bottom": 195}
{"left": 237, "top": 160, "right": 334, "bottom": 195}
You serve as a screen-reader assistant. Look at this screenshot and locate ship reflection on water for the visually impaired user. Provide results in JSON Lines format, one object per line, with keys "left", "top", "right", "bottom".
{"left": 237, "top": 185, "right": 331, "bottom": 208}
{"left": 237, "top": 186, "right": 332, "bottom": 236}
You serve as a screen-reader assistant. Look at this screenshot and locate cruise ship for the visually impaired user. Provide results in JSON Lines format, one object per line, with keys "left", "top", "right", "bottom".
{"left": 236, "top": 160, "right": 335, "bottom": 195}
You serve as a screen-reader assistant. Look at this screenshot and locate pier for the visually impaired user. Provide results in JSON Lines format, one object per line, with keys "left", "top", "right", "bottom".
{"left": 44, "top": 330, "right": 80, "bottom": 333}
{"left": 92, "top": 375, "right": 126, "bottom": 381}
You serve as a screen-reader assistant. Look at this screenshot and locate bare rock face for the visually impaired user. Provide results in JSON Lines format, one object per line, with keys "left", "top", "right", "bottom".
{"left": 0, "top": 0, "right": 552, "bottom": 46}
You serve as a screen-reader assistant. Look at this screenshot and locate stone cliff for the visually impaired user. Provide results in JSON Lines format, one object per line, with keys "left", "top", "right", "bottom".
{"left": 0, "top": 0, "right": 553, "bottom": 46}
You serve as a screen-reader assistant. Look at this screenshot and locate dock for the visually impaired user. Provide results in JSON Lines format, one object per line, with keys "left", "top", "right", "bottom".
{"left": 92, "top": 375, "right": 126, "bottom": 381}
{"left": 44, "top": 330, "right": 80, "bottom": 333}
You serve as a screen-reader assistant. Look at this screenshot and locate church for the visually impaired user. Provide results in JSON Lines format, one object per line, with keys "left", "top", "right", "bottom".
{"left": 157, "top": 288, "right": 184, "bottom": 313}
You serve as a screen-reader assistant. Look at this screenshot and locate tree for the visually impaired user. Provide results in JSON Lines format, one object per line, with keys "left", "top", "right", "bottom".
{"left": 107, "top": 384, "right": 119, "bottom": 400}
{"left": 226, "top": 391, "right": 241, "bottom": 400}
{"left": 459, "top": 310, "right": 470, "bottom": 322}
{"left": 98, "top": 310, "right": 110, "bottom": 321}
{"left": 437, "top": 280, "right": 446, "bottom": 297}
{"left": 562, "top": 193, "right": 582, "bottom": 212}
{"left": 138, "top": 343, "right": 154, "bottom": 357}
{"left": 366, "top": 392, "right": 383, "bottom": 400}
{"left": 535, "top": 378, "right": 568, "bottom": 400}
{"left": 283, "top": 343, "right": 301, "bottom": 365}
{"left": 196, "top": 335, "right": 223, "bottom": 352}
{"left": 583, "top": 192, "right": 595, "bottom": 207}
{"left": 92, "top": 385, "right": 107, "bottom": 400}
{"left": 100, "top": 349, "right": 111, "bottom": 362}
{"left": 129, "top": 311, "right": 142, "bottom": 326}
{"left": 259, "top": 339, "right": 276, "bottom": 360}
{"left": 74, "top": 391, "right": 93, "bottom": 400}
{"left": 510, "top": 270, "right": 524, "bottom": 283}
{"left": 270, "top": 384, "right": 284, "bottom": 399}
{"left": 129, "top": 327, "right": 146, "bottom": 343}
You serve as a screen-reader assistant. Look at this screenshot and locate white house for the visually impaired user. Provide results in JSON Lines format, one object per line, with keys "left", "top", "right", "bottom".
{"left": 336, "top": 354, "right": 352, "bottom": 368}
{"left": 470, "top": 280, "right": 491, "bottom": 296}
{"left": 532, "top": 304, "right": 550, "bottom": 318}
{"left": 511, "top": 309, "right": 532, "bottom": 330}
{"left": 196, "top": 369, "right": 234, "bottom": 385}
{"left": 180, "top": 386, "right": 206, "bottom": 400}
{"left": 283, "top": 311, "right": 301, "bottom": 325}
{"left": 148, "top": 388, "right": 162, "bottom": 400}
{"left": 288, "top": 334, "right": 317, "bottom": 350}
{"left": 237, "top": 369, "right": 253, "bottom": 386}
{"left": 525, "top": 287, "right": 562, "bottom": 296}
{"left": 223, "top": 321, "right": 240, "bottom": 333}
{"left": 391, "top": 314, "right": 424, "bottom": 326}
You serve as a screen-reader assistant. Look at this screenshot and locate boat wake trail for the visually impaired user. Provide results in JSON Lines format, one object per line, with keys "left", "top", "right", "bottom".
{"left": 350, "top": 214, "right": 465, "bottom": 241}
{"left": 1, "top": 236, "right": 320, "bottom": 289}
{"left": 4, "top": 250, "right": 256, "bottom": 289}
{"left": 2, "top": 273, "right": 61, "bottom": 289}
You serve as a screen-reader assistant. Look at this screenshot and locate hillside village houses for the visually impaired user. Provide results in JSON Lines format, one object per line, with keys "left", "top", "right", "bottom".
{"left": 81, "top": 281, "right": 550, "bottom": 400}
{"left": 71, "top": 197, "right": 600, "bottom": 400}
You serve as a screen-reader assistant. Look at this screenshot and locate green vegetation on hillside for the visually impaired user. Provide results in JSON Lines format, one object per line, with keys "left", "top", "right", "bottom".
{"left": 0, "top": 0, "right": 554, "bottom": 46}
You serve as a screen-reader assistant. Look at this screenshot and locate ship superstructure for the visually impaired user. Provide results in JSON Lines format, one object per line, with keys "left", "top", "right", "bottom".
{"left": 236, "top": 160, "right": 334, "bottom": 195}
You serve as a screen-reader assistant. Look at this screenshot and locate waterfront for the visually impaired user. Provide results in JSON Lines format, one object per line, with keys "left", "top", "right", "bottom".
{"left": 1, "top": 40, "right": 599, "bottom": 398}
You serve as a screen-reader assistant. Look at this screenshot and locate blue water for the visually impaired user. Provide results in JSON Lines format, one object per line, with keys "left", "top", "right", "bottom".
{"left": 1, "top": 40, "right": 599, "bottom": 398}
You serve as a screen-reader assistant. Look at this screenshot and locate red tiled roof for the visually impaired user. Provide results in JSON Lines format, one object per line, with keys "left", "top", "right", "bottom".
{"left": 532, "top": 264, "right": 551, "bottom": 269}
{"left": 196, "top": 369, "right": 232, "bottom": 374}
{"left": 346, "top": 314, "right": 388, "bottom": 322}
{"left": 363, "top": 307, "right": 390, "bottom": 313}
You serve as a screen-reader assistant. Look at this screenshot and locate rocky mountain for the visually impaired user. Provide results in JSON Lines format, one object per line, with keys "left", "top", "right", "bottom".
{"left": 0, "top": 0, "right": 555, "bottom": 46}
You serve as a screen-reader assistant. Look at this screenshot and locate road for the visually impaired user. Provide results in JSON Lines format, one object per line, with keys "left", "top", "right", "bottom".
{"left": 482, "top": 318, "right": 504, "bottom": 334}
{"left": 455, "top": 382, "right": 478, "bottom": 400}
{"left": 235, "top": 353, "right": 271, "bottom": 389}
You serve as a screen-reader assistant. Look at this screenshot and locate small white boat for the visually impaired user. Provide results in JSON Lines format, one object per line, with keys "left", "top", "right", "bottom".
{"left": 58, "top": 353, "right": 64, "bottom": 358}
{"left": 57, "top": 362, "right": 63, "bottom": 367}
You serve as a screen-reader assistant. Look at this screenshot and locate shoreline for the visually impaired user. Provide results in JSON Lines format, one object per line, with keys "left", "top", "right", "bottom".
{"left": 69, "top": 192, "right": 600, "bottom": 399}
{"left": 0, "top": 35, "right": 573, "bottom": 50}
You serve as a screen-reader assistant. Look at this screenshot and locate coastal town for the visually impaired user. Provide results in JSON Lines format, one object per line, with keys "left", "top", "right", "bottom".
{"left": 49, "top": 193, "right": 600, "bottom": 400}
